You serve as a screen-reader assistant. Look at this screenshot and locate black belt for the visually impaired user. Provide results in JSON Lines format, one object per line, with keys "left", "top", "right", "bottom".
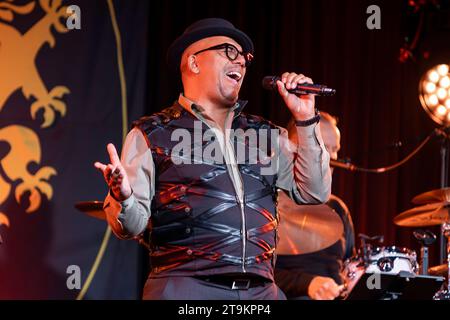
{"left": 194, "top": 275, "right": 270, "bottom": 290}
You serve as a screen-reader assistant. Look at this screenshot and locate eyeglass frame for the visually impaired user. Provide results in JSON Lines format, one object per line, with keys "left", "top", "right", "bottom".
{"left": 193, "top": 43, "right": 254, "bottom": 67}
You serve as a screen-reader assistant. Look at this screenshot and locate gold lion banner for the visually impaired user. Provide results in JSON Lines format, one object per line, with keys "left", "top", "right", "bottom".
{"left": 0, "top": 0, "right": 149, "bottom": 299}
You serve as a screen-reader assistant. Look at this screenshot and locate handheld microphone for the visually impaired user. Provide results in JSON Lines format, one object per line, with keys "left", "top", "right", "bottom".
{"left": 330, "top": 159, "right": 357, "bottom": 171}
{"left": 262, "top": 76, "right": 336, "bottom": 96}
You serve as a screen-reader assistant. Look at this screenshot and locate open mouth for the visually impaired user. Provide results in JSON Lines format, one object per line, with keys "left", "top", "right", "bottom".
{"left": 226, "top": 71, "right": 242, "bottom": 83}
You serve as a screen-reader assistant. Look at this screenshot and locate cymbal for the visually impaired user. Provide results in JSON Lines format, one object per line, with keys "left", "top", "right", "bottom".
{"left": 276, "top": 191, "right": 344, "bottom": 255}
{"left": 74, "top": 201, "right": 106, "bottom": 220}
{"left": 393, "top": 202, "right": 450, "bottom": 227}
{"left": 429, "top": 264, "right": 448, "bottom": 277}
{"left": 412, "top": 188, "right": 450, "bottom": 205}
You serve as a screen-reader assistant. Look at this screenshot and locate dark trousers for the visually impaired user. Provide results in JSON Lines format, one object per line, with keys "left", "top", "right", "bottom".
{"left": 142, "top": 276, "right": 287, "bottom": 300}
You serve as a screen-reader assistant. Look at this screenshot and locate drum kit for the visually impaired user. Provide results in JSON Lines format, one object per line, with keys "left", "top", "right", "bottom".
{"left": 394, "top": 187, "right": 450, "bottom": 280}
{"left": 341, "top": 187, "right": 450, "bottom": 300}
{"left": 274, "top": 187, "right": 450, "bottom": 299}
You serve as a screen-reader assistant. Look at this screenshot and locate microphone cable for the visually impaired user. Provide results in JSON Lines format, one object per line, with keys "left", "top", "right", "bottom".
{"left": 335, "top": 127, "right": 445, "bottom": 173}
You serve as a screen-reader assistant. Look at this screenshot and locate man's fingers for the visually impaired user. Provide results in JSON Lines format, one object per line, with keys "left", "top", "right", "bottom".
{"left": 293, "top": 75, "right": 313, "bottom": 86}
{"left": 280, "top": 72, "right": 314, "bottom": 91}
{"left": 94, "top": 161, "right": 106, "bottom": 172}
{"left": 285, "top": 73, "right": 299, "bottom": 89}
{"left": 104, "top": 164, "right": 113, "bottom": 180}
{"left": 276, "top": 80, "right": 289, "bottom": 98}
{"left": 95, "top": 145, "right": 128, "bottom": 200}
{"left": 312, "top": 278, "right": 341, "bottom": 300}
{"left": 323, "top": 282, "right": 341, "bottom": 299}
{"left": 107, "top": 143, "right": 121, "bottom": 166}
{"left": 107, "top": 163, "right": 127, "bottom": 189}
{"left": 337, "top": 284, "right": 346, "bottom": 297}
{"left": 110, "top": 173, "right": 123, "bottom": 185}
{"left": 113, "top": 166, "right": 120, "bottom": 173}
{"left": 317, "top": 287, "right": 336, "bottom": 300}
{"left": 329, "top": 284, "right": 342, "bottom": 297}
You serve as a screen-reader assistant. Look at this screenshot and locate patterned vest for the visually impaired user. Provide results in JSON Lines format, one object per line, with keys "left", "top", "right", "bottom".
{"left": 134, "top": 102, "right": 280, "bottom": 280}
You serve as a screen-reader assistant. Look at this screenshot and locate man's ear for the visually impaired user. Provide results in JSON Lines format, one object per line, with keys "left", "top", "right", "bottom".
{"left": 187, "top": 55, "right": 200, "bottom": 74}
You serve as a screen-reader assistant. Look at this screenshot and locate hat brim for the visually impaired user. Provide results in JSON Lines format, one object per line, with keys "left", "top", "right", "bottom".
{"left": 167, "top": 26, "right": 254, "bottom": 71}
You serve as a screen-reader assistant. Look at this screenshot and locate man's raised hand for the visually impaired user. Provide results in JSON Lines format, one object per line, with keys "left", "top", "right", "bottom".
{"left": 94, "top": 143, "right": 132, "bottom": 201}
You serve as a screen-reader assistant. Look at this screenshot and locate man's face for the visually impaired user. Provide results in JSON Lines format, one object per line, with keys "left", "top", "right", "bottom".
{"left": 320, "top": 121, "right": 341, "bottom": 174}
{"left": 185, "top": 36, "right": 248, "bottom": 106}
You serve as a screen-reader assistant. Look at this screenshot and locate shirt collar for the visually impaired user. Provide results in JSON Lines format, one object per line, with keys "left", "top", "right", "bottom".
{"left": 178, "top": 94, "right": 248, "bottom": 121}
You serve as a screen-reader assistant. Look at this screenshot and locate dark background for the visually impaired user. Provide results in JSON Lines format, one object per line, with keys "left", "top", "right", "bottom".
{"left": 146, "top": 0, "right": 450, "bottom": 267}
{"left": 1, "top": 0, "right": 449, "bottom": 299}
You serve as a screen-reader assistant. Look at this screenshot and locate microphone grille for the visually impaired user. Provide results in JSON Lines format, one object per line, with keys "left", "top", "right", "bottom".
{"left": 262, "top": 76, "right": 279, "bottom": 90}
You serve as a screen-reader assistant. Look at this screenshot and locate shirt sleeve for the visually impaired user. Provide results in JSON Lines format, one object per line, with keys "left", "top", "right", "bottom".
{"left": 103, "top": 128, "right": 155, "bottom": 239}
{"left": 274, "top": 268, "right": 316, "bottom": 298}
{"left": 276, "top": 123, "right": 331, "bottom": 204}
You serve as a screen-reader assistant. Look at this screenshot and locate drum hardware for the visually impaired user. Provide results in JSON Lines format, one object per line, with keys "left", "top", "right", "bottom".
{"left": 433, "top": 222, "right": 450, "bottom": 300}
{"left": 431, "top": 126, "right": 450, "bottom": 265}
{"left": 358, "top": 233, "right": 384, "bottom": 267}
{"left": 393, "top": 187, "right": 450, "bottom": 299}
{"left": 413, "top": 229, "right": 437, "bottom": 275}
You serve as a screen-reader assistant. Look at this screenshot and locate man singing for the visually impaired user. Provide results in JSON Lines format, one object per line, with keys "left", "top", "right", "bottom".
{"left": 95, "top": 18, "right": 331, "bottom": 299}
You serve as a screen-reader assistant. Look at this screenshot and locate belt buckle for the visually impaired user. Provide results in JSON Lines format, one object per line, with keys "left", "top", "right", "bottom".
{"left": 231, "top": 279, "right": 251, "bottom": 290}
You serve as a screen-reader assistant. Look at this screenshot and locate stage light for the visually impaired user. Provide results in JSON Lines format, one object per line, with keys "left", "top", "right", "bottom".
{"left": 437, "top": 64, "right": 449, "bottom": 76}
{"left": 419, "top": 63, "right": 450, "bottom": 125}
{"left": 428, "top": 94, "right": 439, "bottom": 106}
{"left": 437, "top": 105, "right": 447, "bottom": 116}
{"left": 437, "top": 88, "right": 447, "bottom": 100}
{"left": 429, "top": 70, "right": 440, "bottom": 82}
{"left": 440, "top": 76, "right": 450, "bottom": 88}
{"left": 425, "top": 82, "right": 436, "bottom": 93}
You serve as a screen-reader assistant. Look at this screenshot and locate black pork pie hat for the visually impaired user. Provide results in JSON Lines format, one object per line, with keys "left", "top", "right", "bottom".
{"left": 167, "top": 18, "right": 254, "bottom": 71}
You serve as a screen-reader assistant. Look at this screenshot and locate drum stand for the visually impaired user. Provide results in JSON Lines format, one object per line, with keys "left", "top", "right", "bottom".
{"left": 432, "top": 129, "right": 450, "bottom": 300}
{"left": 358, "top": 233, "right": 384, "bottom": 266}
{"left": 433, "top": 222, "right": 450, "bottom": 300}
{"left": 438, "top": 133, "right": 450, "bottom": 264}
{"left": 413, "top": 230, "right": 436, "bottom": 275}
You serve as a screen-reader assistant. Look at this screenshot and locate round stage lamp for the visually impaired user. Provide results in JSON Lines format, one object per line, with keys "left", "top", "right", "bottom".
{"left": 419, "top": 64, "right": 450, "bottom": 126}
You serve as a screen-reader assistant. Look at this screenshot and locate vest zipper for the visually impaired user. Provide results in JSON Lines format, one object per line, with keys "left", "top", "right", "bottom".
{"left": 214, "top": 115, "right": 247, "bottom": 273}
{"left": 239, "top": 199, "right": 247, "bottom": 273}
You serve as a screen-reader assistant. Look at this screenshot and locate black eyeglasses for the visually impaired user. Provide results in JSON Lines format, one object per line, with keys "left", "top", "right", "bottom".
{"left": 193, "top": 43, "right": 254, "bottom": 67}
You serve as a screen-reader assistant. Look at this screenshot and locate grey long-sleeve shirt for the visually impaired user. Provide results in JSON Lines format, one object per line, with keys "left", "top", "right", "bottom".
{"left": 103, "top": 94, "right": 331, "bottom": 239}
